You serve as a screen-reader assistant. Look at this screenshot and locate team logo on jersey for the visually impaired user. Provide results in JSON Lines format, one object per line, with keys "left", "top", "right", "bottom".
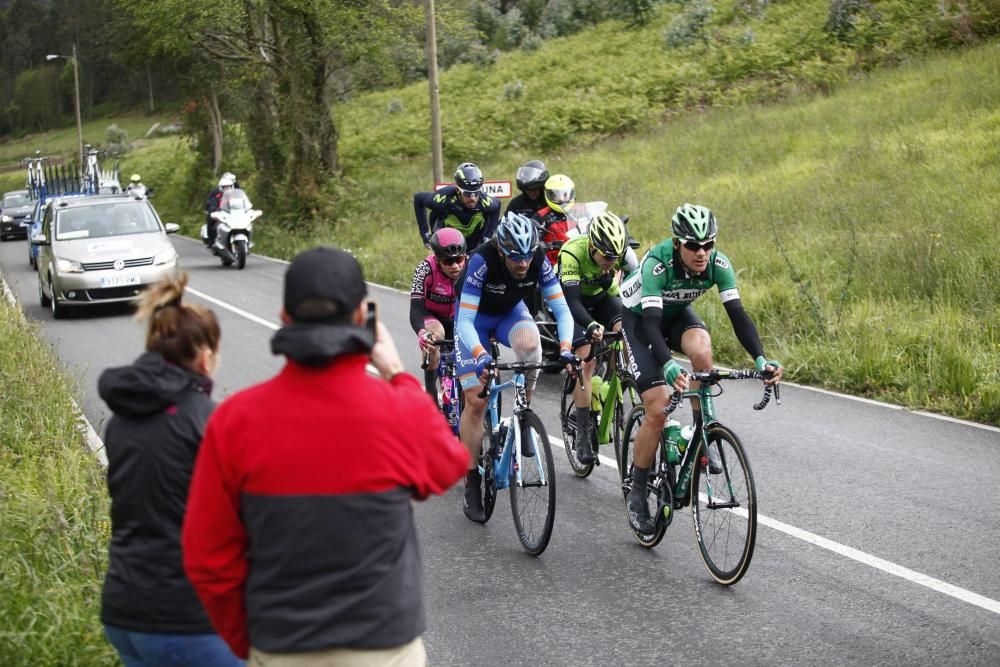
{"left": 651, "top": 262, "right": 666, "bottom": 276}
{"left": 714, "top": 256, "right": 730, "bottom": 270}
{"left": 485, "top": 282, "right": 507, "bottom": 294}
{"left": 662, "top": 288, "right": 706, "bottom": 302}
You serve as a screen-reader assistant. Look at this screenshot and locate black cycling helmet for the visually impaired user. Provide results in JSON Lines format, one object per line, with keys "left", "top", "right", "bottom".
{"left": 454, "top": 162, "right": 484, "bottom": 193}
{"left": 515, "top": 160, "right": 548, "bottom": 193}
{"left": 671, "top": 203, "right": 718, "bottom": 242}
{"left": 428, "top": 227, "right": 467, "bottom": 259}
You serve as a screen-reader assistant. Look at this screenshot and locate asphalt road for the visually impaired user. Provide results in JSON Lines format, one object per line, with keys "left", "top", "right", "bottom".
{"left": 2, "top": 234, "right": 999, "bottom": 665}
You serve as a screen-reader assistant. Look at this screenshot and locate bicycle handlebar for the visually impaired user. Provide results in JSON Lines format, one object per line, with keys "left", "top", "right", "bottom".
{"left": 419, "top": 338, "right": 454, "bottom": 370}
{"left": 663, "top": 368, "right": 781, "bottom": 414}
{"left": 580, "top": 329, "right": 624, "bottom": 362}
{"left": 475, "top": 357, "right": 578, "bottom": 399}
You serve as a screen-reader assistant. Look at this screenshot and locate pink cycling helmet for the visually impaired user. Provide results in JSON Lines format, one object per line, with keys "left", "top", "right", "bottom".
{"left": 429, "top": 227, "right": 467, "bottom": 259}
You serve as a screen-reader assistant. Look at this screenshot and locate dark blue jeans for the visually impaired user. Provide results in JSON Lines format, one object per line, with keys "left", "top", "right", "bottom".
{"left": 104, "top": 625, "right": 244, "bottom": 667}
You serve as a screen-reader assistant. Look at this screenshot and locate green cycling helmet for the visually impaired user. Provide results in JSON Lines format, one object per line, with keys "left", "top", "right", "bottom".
{"left": 671, "top": 203, "right": 718, "bottom": 242}
{"left": 588, "top": 210, "right": 627, "bottom": 258}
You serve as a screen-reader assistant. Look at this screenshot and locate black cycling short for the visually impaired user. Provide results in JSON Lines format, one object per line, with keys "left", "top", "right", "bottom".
{"left": 571, "top": 294, "right": 624, "bottom": 349}
{"left": 621, "top": 305, "right": 707, "bottom": 393}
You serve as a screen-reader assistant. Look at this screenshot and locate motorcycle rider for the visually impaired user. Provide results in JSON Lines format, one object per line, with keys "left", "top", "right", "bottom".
{"left": 505, "top": 160, "right": 548, "bottom": 217}
{"left": 204, "top": 174, "right": 236, "bottom": 247}
{"left": 531, "top": 174, "right": 576, "bottom": 266}
{"left": 125, "top": 174, "right": 146, "bottom": 195}
{"left": 410, "top": 228, "right": 467, "bottom": 401}
{"left": 414, "top": 162, "right": 501, "bottom": 250}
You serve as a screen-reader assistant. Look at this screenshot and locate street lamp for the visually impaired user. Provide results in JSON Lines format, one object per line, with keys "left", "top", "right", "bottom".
{"left": 46, "top": 44, "right": 84, "bottom": 168}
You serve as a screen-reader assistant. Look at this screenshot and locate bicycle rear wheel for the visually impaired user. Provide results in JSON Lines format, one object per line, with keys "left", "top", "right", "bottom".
{"left": 691, "top": 424, "right": 757, "bottom": 585}
{"left": 509, "top": 410, "right": 556, "bottom": 556}
{"left": 619, "top": 405, "right": 667, "bottom": 548}
{"left": 560, "top": 373, "right": 595, "bottom": 478}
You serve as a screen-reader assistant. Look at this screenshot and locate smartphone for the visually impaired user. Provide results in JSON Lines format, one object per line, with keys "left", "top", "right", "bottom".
{"left": 365, "top": 301, "right": 378, "bottom": 335}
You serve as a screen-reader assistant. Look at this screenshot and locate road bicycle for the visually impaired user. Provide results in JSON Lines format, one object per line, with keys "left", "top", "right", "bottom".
{"left": 476, "top": 341, "right": 568, "bottom": 556}
{"left": 560, "top": 330, "right": 640, "bottom": 477}
{"left": 421, "top": 338, "right": 461, "bottom": 436}
{"left": 619, "top": 368, "right": 780, "bottom": 585}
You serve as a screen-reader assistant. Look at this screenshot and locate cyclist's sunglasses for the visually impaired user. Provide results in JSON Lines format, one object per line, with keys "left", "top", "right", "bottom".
{"left": 440, "top": 255, "right": 466, "bottom": 266}
{"left": 591, "top": 244, "right": 621, "bottom": 262}
{"left": 683, "top": 239, "right": 715, "bottom": 252}
{"left": 459, "top": 188, "right": 481, "bottom": 198}
{"left": 504, "top": 250, "right": 534, "bottom": 263}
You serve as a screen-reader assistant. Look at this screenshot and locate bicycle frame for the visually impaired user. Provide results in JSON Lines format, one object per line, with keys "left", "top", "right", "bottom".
{"left": 594, "top": 339, "right": 639, "bottom": 446}
{"left": 483, "top": 371, "right": 548, "bottom": 492}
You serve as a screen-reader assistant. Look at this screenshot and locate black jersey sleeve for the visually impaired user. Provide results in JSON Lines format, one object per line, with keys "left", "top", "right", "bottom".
{"left": 723, "top": 299, "right": 765, "bottom": 361}
{"left": 413, "top": 191, "right": 438, "bottom": 244}
{"left": 409, "top": 260, "right": 433, "bottom": 333}
{"left": 642, "top": 306, "right": 673, "bottom": 367}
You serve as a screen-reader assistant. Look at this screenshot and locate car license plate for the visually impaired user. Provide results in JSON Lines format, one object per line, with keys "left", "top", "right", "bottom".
{"left": 100, "top": 274, "right": 141, "bottom": 288}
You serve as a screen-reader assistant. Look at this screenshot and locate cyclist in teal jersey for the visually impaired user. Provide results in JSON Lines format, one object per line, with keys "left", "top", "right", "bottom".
{"left": 557, "top": 210, "right": 630, "bottom": 465}
{"left": 618, "top": 204, "right": 783, "bottom": 533}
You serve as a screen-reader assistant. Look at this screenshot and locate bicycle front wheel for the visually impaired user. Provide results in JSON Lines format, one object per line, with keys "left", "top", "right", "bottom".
{"left": 480, "top": 416, "right": 498, "bottom": 523}
{"left": 691, "top": 423, "right": 757, "bottom": 585}
{"left": 560, "top": 373, "right": 595, "bottom": 478}
{"left": 509, "top": 410, "right": 556, "bottom": 556}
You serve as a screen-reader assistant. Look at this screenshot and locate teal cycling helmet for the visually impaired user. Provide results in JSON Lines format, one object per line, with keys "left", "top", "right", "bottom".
{"left": 671, "top": 203, "right": 718, "bottom": 242}
{"left": 495, "top": 211, "right": 539, "bottom": 257}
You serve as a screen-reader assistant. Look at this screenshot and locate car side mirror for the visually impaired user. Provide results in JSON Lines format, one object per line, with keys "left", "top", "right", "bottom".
{"left": 164, "top": 223, "right": 180, "bottom": 234}
{"left": 31, "top": 233, "right": 49, "bottom": 246}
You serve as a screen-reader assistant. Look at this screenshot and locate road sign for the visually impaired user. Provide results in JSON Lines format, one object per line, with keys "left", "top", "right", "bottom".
{"left": 434, "top": 180, "right": 512, "bottom": 198}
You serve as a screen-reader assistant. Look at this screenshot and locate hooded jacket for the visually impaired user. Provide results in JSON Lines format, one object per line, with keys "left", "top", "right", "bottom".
{"left": 98, "top": 351, "right": 216, "bottom": 633}
{"left": 182, "top": 323, "right": 470, "bottom": 658}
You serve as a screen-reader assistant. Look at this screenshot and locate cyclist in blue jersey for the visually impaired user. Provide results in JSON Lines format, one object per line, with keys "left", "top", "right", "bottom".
{"left": 455, "top": 211, "right": 575, "bottom": 522}
{"left": 414, "top": 162, "right": 502, "bottom": 250}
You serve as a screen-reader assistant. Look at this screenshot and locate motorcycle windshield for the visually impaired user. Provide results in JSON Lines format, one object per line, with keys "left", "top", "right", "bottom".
{"left": 564, "top": 201, "right": 608, "bottom": 231}
{"left": 220, "top": 189, "right": 253, "bottom": 212}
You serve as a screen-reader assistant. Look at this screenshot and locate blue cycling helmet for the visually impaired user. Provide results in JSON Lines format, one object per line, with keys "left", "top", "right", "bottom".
{"left": 495, "top": 211, "right": 539, "bottom": 257}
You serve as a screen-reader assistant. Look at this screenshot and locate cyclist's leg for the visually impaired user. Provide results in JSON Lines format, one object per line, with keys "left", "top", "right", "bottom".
{"left": 621, "top": 309, "right": 674, "bottom": 531}
{"left": 668, "top": 306, "right": 712, "bottom": 425}
{"left": 455, "top": 315, "right": 498, "bottom": 523}
{"left": 495, "top": 300, "right": 542, "bottom": 402}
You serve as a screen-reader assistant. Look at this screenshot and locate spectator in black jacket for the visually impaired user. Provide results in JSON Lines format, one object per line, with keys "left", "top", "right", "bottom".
{"left": 97, "top": 273, "right": 241, "bottom": 667}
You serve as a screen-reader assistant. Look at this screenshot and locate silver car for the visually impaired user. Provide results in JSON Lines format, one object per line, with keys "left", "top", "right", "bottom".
{"left": 33, "top": 194, "right": 180, "bottom": 318}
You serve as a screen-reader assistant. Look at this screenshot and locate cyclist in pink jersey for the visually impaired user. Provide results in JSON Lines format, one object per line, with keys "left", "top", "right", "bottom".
{"left": 410, "top": 228, "right": 468, "bottom": 399}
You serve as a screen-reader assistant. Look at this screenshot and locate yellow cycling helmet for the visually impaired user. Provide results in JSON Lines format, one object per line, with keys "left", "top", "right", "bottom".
{"left": 544, "top": 174, "right": 575, "bottom": 215}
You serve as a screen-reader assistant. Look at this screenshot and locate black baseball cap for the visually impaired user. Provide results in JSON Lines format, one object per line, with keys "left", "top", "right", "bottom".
{"left": 284, "top": 247, "right": 367, "bottom": 323}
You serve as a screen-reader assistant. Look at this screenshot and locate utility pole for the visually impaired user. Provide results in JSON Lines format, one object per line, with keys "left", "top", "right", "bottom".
{"left": 72, "top": 44, "right": 84, "bottom": 168}
{"left": 425, "top": 0, "right": 443, "bottom": 184}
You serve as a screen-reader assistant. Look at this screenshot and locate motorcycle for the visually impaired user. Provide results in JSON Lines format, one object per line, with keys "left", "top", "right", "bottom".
{"left": 533, "top": 201, "right": 640, "bottom": 364}
{"left": 200, "top": 188, "right": 261, "bottom": 269}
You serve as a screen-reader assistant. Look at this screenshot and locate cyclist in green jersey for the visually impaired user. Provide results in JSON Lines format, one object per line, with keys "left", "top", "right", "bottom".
{"left": 557, "top": 210, "right": 630, "bottom": 465}
{"left": 618, "top": 203, "right": 783, "bottom": 533}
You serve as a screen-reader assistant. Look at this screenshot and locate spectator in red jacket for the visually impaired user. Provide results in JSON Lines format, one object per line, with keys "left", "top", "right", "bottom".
{"left": 182, "top": 246, "right": 469, "bottom": 665}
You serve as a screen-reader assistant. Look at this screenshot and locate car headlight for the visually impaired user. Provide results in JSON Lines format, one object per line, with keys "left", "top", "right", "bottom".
{"left": 55, "top": 257, "right": 84, "bottom": 273}
{"left": 153, "top": 247, "right": 177, "bottom": 265}
{"left": 1, "top": 215, "right": 11, "bottom": 223}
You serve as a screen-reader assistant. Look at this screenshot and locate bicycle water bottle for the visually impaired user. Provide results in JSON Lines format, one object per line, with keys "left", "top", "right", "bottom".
{"left": 663, "top": 419, "right": 682, "bottom": 464}
{"left": 590, "top": 376, "right": 604, "bottom": 413}
{"left": 678, "top": 424, "right": 694, "bottom": 454}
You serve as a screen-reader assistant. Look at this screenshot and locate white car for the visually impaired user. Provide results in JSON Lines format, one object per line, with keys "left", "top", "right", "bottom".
{"left": 33, "top": 194, "right": 180, "bottom": 318}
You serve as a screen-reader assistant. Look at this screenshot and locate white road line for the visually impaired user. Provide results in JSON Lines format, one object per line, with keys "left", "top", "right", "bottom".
{"left": 184, "top": 286, "right": 280, "bottom": 330}
{"left": 552, "top": 433, "right": 1000, "bottom": 616}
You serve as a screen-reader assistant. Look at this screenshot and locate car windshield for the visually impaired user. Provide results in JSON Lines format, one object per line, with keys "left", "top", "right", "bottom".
{"left": 220, "top": 189, "right": 252, "bottom": 212}
{"left": 55, "top": 202, "right": 160, "bottom": 241}
{"left": 3, "top": 192, "right": 31, "bottom": 208}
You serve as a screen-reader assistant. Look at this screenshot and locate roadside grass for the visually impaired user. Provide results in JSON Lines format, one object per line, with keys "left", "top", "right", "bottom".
{"left": 330, "top": 41, "right": 1000, "bottom": 424}
{"left": 0, "top": 294, "right": 114, "bottom": 664}
{"left": 0, "top": 112, "right": 180, "bottom": 166}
